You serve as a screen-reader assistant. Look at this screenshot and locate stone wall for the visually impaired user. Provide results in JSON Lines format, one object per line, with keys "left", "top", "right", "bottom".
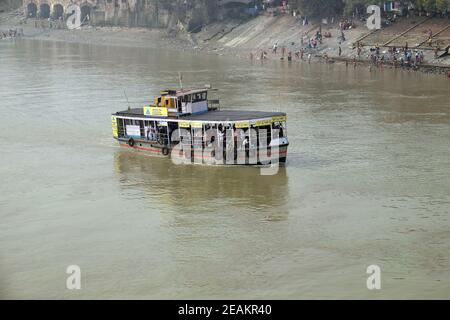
{"left": 22, "top": 0, "right": 222, "bottom": 29}
{"left": 0, "top": 0, "right": 24, "bottom": 11}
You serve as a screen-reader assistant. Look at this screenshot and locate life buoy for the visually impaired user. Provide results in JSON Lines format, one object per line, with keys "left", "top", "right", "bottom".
{"left": 162, "top": 147, "right": 170, "bottom": 156}
{"left": 128, "top": 138, "right": 135, "bottom": 147}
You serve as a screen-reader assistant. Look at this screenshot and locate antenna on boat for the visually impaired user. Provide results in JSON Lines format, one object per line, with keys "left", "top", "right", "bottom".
{"left": 178, "top": 72, "right": 183, "bottom": 90}
{"left": 123, "top": 89, "right": 131, "bottom": 110}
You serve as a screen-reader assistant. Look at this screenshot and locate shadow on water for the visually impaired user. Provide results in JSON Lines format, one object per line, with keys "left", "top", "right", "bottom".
{"left": 112, "top": 150, "right": 290, "bottom": 215}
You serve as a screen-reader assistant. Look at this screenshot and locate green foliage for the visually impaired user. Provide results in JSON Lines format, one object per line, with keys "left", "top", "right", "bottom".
{"left": 436, "top": 0, "right": 449, "bottom": 11}
{"left": 295, "top": 0, "right": 345, "bottom": 17}
{"left": 343, "top": 0, "right": 371, "bottom": 16}
{"left": 418, "top": 0, "right": 436, "bottom": 11}
{"left": 292, "top": 0, "right": 443, "bottom": 17}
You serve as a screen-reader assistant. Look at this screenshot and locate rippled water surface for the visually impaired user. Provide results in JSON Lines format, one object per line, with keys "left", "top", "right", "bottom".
{"left": 0, "top": 39, "right": 449, "bottom": 299}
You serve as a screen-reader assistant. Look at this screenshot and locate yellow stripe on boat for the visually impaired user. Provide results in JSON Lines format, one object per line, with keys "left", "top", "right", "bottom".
{"left": 235, "top": 121, "right": 249, "bottom": 129}
{"left": 272, "top": 115, "right": 286, "bottom": 122}
{"left": 191, "top": 122, "right": 203, "bottom": 128}
{"left": 255, "top": 119, "right": 272, "bottom": 126}
{"left": 111, "top": 115, "right": 118, "bottom": 138}
{"left": 179, "top": 121, "right": 190, "bottom": 128}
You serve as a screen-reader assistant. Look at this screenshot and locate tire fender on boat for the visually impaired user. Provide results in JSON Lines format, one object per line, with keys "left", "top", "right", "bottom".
{"left": 162, "top": 147, "right": 170, "bottom": 156}
{"left": 128, "top": 138, "right": 135, "bottom": 147}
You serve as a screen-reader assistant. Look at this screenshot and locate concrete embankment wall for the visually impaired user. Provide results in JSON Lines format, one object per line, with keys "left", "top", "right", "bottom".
{"left": 194, "top": 14, "right": 449, "bottom": 70}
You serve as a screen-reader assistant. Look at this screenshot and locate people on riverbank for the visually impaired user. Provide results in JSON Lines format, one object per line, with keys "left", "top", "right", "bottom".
{"left": 0, "top": 28, "right": 23, "bottom": 39}
{"left": 259, "top": 50, "right": 267, "bottom": 60}
{"left": 357, "top": 45, "right": 362, "bottom": 58}
{"left": 30, "top": 17, "right": 65, "bottom": 30}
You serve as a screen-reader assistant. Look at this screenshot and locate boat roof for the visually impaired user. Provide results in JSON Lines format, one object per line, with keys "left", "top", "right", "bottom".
{"left": 161, "top": 88, "right": 211, "bottom": 97}
{"left": 114, "top": 108, "right": 286, "bottom": 122}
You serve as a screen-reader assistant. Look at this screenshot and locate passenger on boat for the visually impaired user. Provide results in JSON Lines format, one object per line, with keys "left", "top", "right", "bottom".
{"left": 273, "top": 122, "right": 284, "bottom": 138}
{"left": 146, "top": 124, "right": 157, "bottom": 141}
{"left": 239, "top": 128, "right": 246, "bottom": 142}
{"left": 217, "top": 126, "right": 224, "bottom": 151}
{"left": 243, "top": 136, "right": 249, "bottom": 149}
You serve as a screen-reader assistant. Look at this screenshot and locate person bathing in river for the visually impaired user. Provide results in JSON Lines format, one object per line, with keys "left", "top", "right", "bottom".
{"left": 434, "top": 47, "right": 439, "bottom": 59}
{"left": 272, "top": 42, "right": 278, "bottom": 54}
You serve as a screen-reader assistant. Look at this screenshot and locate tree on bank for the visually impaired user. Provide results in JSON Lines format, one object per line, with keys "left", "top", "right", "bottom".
{"left": 342, "top": 0, "right": 371, "bottom": 16}
{"left": 436, "top": 0, "right": 449, "bottom": 12}
{"left": 293, "top": 0, "right": 345, "bottom": 17}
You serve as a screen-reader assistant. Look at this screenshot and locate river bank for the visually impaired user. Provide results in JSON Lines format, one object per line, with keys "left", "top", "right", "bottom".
{"left": 1, "top": 9, "right": 450, "bottom": 76}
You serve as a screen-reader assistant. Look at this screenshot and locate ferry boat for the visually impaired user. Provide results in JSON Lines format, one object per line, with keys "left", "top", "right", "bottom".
{"left": 111, "top": 87, "right": 288, "bottom": 165}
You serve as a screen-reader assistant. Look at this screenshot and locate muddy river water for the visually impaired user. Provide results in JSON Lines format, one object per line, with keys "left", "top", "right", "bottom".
{"left": 0, "top": 39, "right": 449, "bottom": 298}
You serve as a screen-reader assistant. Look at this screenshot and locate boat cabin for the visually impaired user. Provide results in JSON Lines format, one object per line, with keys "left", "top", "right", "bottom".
{"left": 145, "top": 88, "right": 218, "bottom": 118}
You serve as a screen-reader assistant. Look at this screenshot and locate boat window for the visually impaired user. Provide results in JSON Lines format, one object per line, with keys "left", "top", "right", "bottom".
{"left": 158, "top": 125, "right": 169, "bottom": 146}
{"left": 117, "top": 118, "right": 125, "bottom": 138}
{"left": 181, "top": 94, "right": 191, "bottom": 103}
{"left": 193, "top": 93, "right": 199, "bottom": 103}
{"left": 192, "top": 92, "right": 207, "bottom": 103}
{"left": 257, "top": 125, "right": 271, "bottom": 146}
{"left": 144, "top": 120, "right": 157, "bottom": 141}
{"left": 202, "top": 124, "right": 214, "bottom": 146}
{"left": 249, "top": 126, "right": 257, "bottom": 147}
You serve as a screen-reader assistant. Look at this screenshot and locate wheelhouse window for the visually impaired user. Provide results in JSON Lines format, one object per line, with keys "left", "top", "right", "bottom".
{"left": 192, "top": 91, "right": 207, "bottom": 103}
{"left": 181, "top": 94, "right": 191, "bottom": 103}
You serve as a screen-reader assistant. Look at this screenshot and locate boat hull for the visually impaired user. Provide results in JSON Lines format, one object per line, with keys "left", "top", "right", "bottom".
{"left": 117, "top": 139, "right": 288, "bottom": 166}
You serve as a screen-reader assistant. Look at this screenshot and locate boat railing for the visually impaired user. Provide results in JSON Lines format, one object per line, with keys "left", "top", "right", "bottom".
{"left": 117, "top": 128, "right": 170, "bottom": 146}
{"left": 117, "top": 125, "right": 280, "bottom": 149}
{"left": 207, "top": 99, "right": 220, "bottom": 111}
